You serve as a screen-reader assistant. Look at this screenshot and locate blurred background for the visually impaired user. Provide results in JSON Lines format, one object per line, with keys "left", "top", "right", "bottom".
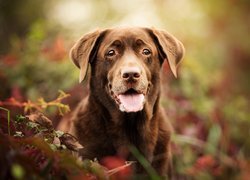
{"left": 0, "top": 0, "right": 249, "bottom": 179}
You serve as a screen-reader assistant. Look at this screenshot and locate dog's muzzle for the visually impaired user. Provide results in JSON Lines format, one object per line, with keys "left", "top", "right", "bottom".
{"left": 109, "top": 66, "right": 150, "bottom": 113}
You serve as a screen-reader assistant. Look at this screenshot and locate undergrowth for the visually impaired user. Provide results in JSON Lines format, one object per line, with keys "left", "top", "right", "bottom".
{"left": 0, "top": 92, "right": 136, "bottom": 180}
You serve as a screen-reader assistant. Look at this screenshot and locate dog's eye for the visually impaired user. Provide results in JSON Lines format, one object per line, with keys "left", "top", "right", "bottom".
{"left": 106, "top": 50, "right": 116, "bottom": 57}
{"left": 142, "top": 49, "right": 151, "bottom": 56}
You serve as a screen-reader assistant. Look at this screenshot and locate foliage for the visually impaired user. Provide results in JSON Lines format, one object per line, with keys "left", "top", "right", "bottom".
{"left": 0, "top": 90, "right": 70, "bottom": 116}
{"left": 0, "top": 0, "right": 250, "bottom": 179}
{"left": 0, "top": 108, "right": 134, "bottom": 179}
{"left": 0, "top": 20, "right": 78, "bottom": 101}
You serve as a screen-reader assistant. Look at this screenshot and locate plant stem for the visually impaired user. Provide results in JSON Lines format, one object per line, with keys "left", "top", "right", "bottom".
{"left": 0, "top": 107, "right": 11, "bottom": 135}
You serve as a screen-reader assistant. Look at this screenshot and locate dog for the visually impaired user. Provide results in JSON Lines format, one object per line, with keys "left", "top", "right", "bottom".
{"left": 69, "top": 27, "right": 184, "bottom": 177}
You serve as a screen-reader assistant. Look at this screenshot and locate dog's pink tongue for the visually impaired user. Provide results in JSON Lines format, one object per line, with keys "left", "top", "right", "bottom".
{"left": 118, "top": 94, "right": 145, "bottom": 112}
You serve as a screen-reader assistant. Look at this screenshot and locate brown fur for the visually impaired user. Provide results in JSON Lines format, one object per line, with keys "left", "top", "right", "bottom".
{"left": 69, "top": 27, "right": 184, "bottom": 176}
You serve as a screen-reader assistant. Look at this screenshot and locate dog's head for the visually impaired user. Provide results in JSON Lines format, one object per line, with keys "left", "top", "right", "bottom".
{"left": 70, "top": 27, "right": 184, "bottom": 113}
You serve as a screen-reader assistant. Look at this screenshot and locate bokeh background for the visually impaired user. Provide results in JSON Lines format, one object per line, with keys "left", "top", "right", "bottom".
{"left": 0, "top": 0, "right": 250, "bottom": 179}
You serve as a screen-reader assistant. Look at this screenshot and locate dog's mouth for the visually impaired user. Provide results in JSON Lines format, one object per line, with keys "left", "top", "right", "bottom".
{"left": 111, "top": 88, "right": 146, "bottom": 113}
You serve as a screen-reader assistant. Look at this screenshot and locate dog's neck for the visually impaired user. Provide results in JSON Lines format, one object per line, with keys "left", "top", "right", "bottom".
{"left": 122, "top": 111, "right": 149, "bottom": 147}
{"left": 88, "top": 91, "right": 160, "bottom": 147}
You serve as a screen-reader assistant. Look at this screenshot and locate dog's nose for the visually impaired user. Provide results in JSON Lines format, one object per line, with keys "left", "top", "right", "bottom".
{"left": 121, "top": 67, "right": 141, "bottom": 80}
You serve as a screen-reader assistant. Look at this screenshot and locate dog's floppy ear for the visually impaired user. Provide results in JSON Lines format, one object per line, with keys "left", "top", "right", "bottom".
{"left": 70, "top": 30, "right": 103, "bottom": 83}
{"left": 148, "top": 28, "right": 185, "bottom": 77}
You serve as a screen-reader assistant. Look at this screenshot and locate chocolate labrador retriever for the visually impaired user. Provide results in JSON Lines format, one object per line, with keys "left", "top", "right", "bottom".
{"left": 69, "top": 27, "right": 184, "bottom": 176}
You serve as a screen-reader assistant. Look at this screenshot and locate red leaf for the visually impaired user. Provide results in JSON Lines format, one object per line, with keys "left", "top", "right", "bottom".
{"left": 101, "top": 156, "right": 132, "bottom": 178}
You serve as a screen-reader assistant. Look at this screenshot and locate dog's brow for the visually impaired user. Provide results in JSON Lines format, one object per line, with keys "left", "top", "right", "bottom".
{"left": 136, "top": 39, "right": 145, "bottom": 45}
{"left": 134, "top": 38, "right": 155, "bottom": 50}
{"left": 111, "top": 40, "right": 122, "bottom": 47}
{"left": 136, "top": 39, "right": 153, "bottom": 47}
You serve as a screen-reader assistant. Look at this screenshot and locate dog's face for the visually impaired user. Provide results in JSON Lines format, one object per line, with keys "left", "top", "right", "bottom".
{"left": 70, "top": 27, "right": 184, "bottom": 113}
{"left": 98, "top": 28, "right": 160, "bottom": 112}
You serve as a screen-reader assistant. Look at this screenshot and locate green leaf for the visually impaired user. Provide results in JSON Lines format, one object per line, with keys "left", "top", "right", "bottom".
{"left": 129, "top": 146, "right": 161, "bottom": 180}
{"left": 55, "top": 130, "right": 65, "bottom": 138}
{"left": 16, "top": 115, "right": 26, "bottom": 123}
{"left": 11, "top": 164, "right": 25, "bottom": 179}
{"left": 205, "top": 124, "right": 221, "bottom": 155}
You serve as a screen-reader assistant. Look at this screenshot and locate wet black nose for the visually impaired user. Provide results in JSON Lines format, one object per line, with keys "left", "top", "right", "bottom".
{"left": 121, "top": 67, "right": 141, "bottom": 80}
